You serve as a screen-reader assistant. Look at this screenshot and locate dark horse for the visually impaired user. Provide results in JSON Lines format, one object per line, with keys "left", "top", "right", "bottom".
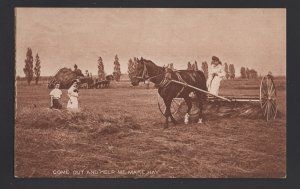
{"left": 131, "top": 57, "right": 207, "bottom": 128}
{"left": 95, "top": 75, "right": 114, "bottom": 89}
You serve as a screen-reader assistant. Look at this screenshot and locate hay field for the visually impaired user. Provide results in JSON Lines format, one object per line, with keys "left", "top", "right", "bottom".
{"left": 15, "top": 78, "right": 286, "bottom": 178}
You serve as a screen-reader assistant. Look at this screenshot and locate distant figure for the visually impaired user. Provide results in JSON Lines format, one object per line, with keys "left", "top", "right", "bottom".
{"left": 67, "top": 79, "right": 79, "bottom": 110}
{"left": 49, "top": 83, "right": 62, "bottom": 109}
{"left": 206, "top": 56, "right": 225, "bottom": 95}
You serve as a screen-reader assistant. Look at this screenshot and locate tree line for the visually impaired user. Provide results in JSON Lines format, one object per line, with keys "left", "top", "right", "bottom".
{"left": 23, "top": 48, "right": 41, "bottom": 85}
{"left": 240, "top": 67, "right": 258, "bottom": 79}
{"left": 96, "top": 55, "right": 121, "bottom": 81}
{"left": 185, "top": 61, "right": 259, "bottom": 80}
{"left": 23, "top": 47, "right": 123, "bottom": 85}
{"left": 23, "top": 47, "right": 259, "bottom": 85}
{"left": 185, "top": 61, "right": 236, "bottom": 80}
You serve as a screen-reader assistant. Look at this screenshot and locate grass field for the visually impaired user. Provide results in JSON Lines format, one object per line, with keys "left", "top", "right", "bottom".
{"left": 15, "top": 77, "right": 286, "bottom": 178}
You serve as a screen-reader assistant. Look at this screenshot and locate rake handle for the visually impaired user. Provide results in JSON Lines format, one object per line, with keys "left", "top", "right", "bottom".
{"left": 170, "top": 80, "right": 231, "bottom": 102}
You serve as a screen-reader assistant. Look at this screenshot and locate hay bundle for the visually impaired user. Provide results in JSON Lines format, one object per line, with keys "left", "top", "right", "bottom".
{"left": 48, "top": 68, "right": 84, "bottom": 89}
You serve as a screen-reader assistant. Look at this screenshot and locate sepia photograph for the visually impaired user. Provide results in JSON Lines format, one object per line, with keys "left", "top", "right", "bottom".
{"left": 14, "top": 8, "right": 286, "bottom": 178}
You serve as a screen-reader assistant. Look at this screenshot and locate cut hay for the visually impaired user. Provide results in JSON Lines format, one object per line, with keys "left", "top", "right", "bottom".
{"left": 15, "top": 107, "right": 141, "bottom": 135}
{"left": 204, "top": 101, "right": 264, "bottom": 120}
{"left": 174, "top": 100, "right": 280, "bottom": 122}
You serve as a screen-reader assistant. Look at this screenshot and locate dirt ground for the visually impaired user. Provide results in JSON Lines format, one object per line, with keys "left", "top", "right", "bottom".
{"left": 14, "top": 78, "right": 286, "bottom": 178}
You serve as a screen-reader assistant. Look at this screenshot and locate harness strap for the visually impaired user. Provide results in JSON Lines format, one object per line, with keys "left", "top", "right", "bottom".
{"left": 156, "top": 76, "right": 171, "bottom": 88}
{"left": 175, "top": 72, "right": 187, "bottom": 98}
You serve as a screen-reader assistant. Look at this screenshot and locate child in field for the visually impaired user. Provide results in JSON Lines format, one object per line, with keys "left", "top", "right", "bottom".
{"left": 206, "top": 56, "right": 225, "bottom": 96}
{"left": 49, "top": 83, "right": 62, "bottom": 109}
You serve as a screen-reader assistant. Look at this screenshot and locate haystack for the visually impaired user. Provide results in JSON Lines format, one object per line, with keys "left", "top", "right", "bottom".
{"left": 48, "top": 68, "right": 84, "bottom": 89}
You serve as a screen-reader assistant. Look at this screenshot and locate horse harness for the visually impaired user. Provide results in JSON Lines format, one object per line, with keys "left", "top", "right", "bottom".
{"left": 157, "top": 70, "right": 188, "bottom": 98}
{"left": 135, "top": 63, "right": 188, "bottom": 97}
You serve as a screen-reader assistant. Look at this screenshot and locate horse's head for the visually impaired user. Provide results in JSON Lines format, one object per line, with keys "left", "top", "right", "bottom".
{"left": 131, "top": 57, "right": 148, "bottom": 86}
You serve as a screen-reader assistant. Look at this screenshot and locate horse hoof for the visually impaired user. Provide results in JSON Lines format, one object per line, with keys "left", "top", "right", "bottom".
{"left": 198, "top": 118, "right": 203, "bottom": 124}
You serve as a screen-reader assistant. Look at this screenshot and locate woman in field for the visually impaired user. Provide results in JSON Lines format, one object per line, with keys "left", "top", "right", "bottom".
{"left": 49, "top": 83, "right": 62, "bottom": 109}
{"left": 206, "top": 56, "right": 225, "bottom": 95}
{"left": 67, "top": 79, "right": 79, "bottom": 111}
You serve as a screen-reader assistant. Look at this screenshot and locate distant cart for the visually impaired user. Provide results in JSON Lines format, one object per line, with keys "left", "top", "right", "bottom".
{"left": 94, "top": 75, "right": 114, "bottom": 89}
{"left": 157, "top": 75, "right": 277, "bottom": 121}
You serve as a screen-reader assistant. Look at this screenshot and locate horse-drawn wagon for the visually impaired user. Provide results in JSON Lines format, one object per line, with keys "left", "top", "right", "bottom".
{"left": 131, "top": 57, "right": 277, "bottom": 127}
{"left": 157, "top": 74, "right": 277, "bottom": 122}
{"left": 94, "top": 75, "right": 114, "bottom": 89}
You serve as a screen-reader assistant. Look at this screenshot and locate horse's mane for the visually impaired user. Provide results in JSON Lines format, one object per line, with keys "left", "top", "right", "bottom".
{"left": 141, "top": 58, "right": 163, "bottom": 68}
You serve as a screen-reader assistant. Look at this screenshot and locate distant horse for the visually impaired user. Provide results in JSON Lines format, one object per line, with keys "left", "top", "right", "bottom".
{"left": 95, "top": 75, "right": 114, "bottom": 89}
{"left": 78, "top": 76, "right": 94, "bottom": 89}
{"left": 131, "top": 57, "right": 207, "bottom": 128}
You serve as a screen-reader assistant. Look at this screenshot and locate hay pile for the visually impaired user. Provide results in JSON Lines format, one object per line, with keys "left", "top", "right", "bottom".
{"left": 15, "top": 107, "right": 141, "bottom": 134}
{"left": 48, "top": 68, "right": 84, "bottom": 89}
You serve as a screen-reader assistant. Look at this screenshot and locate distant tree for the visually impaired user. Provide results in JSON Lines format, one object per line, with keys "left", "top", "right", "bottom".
{"left": 23, "top": 48, "right": 34, "bottom": 85}
{"left": 229, "top": 64, "right": 235, "bottom": 79}
{"left": 113, "top": 55, "right": 121, "bottom": 81}
{"left": 224, "top": 62, "right": 229, "bottom": 79}
{"left": 194, "top": 61, "right": 199, "bottom": 71}
{"left": 240, "top": 67, "right": 246, "bottom": 79}
{"left": 187, "top": 62, "right": 192, "bottom": 70}
{"left": 128, "top": 58, "right": 136, "bottom": 81}
{"left": 74, "top": 64, "right": 78, "bottom": 71}
{"left": 169, "top": 63, "right": 174, "bottom": 70}
{"left": 249, "top": 69, "right": 258, "bottom": 79}
{"left": 34, "top": 53, "right": 41, "bottom": 84}
{"left": 201, "top": 61, "right": 208, "bottom": 79}
{"left": 245, "top": 67, "right": 250, "bottom": 79}
{"left": 191, "top": 63, "right": 195, "bottom": 70}
{"left": 97, "top": 57, "right": 105, "bottom": 80}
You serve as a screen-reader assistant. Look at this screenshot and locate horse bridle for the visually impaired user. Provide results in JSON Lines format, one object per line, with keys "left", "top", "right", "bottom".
{"left": 133, "top": 62, "right": 149, "bottom": 81}
{"left": 133, "top": 61, "right": 171, "bottom": 86}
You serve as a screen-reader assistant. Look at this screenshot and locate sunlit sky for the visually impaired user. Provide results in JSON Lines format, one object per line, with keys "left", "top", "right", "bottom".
{"left": 16, "top": 8, "right": 286, "bottom": 77}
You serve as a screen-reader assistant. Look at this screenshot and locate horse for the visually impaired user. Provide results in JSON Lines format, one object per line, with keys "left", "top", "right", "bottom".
{"left": 131, "top": 57, "right": 207, "bottom": 128}
{"left": 95, "top": 75, "right": 114, "bottom": 89}
{"left": 78, "top": 76, "right": 94, "bottom": 89}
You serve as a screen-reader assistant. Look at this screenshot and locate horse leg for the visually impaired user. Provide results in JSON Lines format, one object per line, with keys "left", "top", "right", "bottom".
{"left": 169, "top": 99, "right": 177, "bottom": 125}
{"left": 196, "top": 92, "right": 205, "bottom": 123}
{"left": 163, "top": 98, "right": 173, "bottom": 128}
{"left": 183, "top": 96, "right": 192, "bottom": 124}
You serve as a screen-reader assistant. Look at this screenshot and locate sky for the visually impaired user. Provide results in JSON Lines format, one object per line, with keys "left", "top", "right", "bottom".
{"left": 15, "top": 8, "right": 286, "bottom": 77}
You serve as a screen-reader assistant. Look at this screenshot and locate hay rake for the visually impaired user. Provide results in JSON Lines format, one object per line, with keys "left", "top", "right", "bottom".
{"left": 157, "top": 75, "right": 277, "bottom": 121}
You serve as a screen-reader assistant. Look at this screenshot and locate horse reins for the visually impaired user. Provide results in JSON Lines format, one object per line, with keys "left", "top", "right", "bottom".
{"left": 133, "top": 63, "right": 189, "bottom": 96}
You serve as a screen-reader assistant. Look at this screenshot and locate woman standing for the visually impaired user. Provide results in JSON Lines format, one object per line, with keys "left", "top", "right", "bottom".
{"left": 49, "top": 83, "right": 62, "bottom": 109}
{"left": 67, "top": 79, "right": 79, "bottom": 111}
